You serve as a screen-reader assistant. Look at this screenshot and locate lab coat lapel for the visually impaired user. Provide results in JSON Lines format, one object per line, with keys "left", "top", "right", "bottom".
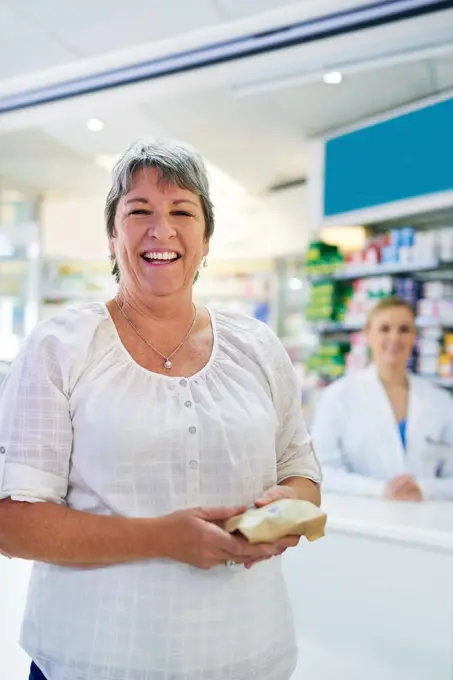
{"left": 363, "top": 364, "right": 406, "bottom": 473}
{"left": 405, "top": 374, "right": 444, "bottom": 476}
{"left": 406, "top": 374, "right": 424, "bottom": 459}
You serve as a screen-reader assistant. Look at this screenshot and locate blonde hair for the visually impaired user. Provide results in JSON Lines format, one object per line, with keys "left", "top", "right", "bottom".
{"left": 365, "top": 296, "right": 416, "bottom": 329}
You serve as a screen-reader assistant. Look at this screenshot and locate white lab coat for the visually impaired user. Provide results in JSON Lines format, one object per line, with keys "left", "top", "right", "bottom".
{"left": 311, "top": 364, "right": 453, "bottom": 500}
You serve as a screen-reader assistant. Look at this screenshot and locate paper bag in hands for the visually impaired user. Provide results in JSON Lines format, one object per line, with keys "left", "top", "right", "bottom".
{"left": 223, "top": 499, "right": 327, "bottom": 544}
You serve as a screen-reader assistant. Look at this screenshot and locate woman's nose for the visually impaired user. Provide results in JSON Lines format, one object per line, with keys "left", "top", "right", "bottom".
{"left": 389, "top": 331, "right": 404, "bottom": 344}
{"left": 148, "top": 215, "right": 176, "bottom": 240}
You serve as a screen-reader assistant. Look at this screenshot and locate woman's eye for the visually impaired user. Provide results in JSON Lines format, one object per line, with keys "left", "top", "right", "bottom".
{"left": 400, "top": 326, "right": 411, "bottom": 333}
{"left": 129, "top": 209, "right": 150, "bottom": 216}
{"left": 172, "top": 210, "right": 193, "bottom": 218}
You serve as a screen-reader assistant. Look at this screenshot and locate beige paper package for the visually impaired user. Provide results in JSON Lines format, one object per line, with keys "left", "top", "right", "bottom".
{"left": 223, "top": 499, "right": 327, "bottom": 544}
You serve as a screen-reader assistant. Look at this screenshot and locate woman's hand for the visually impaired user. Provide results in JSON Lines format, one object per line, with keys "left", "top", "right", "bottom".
{"left": 384, "top": 474, "right": 423, "bottom": 501}
{"left": 243, "top": 485, "right": 301, "bottom": 569}
{"left": 160, "top": 505, "right": 286, "bottom": 570}
{"left": 254, "top": 484, "right": 298, "bottom": 507}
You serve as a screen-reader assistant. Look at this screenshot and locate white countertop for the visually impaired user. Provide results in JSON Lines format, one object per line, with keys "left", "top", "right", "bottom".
{"left": 2, "top": 495, "right": 453, "bottom": 679}
{"left": 323, "top": 493, "right": 453, "bottom": 552}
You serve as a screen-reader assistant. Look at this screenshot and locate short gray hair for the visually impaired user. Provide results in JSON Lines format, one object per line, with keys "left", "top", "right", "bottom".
{"left": 105, "top": 139, "right": 215, "bottom": 282}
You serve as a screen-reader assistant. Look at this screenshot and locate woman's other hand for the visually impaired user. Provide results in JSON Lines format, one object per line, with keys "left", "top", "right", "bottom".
{"left": 384, "top": 474, "right": 423, "bottom": 501}
{"left": 243, "top": 485, "right": 301, "bottom": 569}
{"left": 160, "top": 505, "right": 286, "bottom": 570}
{"left": 254, "top": 484, "right": 298, "bottom": 508}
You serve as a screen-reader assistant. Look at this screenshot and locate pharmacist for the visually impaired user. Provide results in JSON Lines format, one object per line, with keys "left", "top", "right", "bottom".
{"left": 312, "top": 297, "right": 453, "bottom": 500}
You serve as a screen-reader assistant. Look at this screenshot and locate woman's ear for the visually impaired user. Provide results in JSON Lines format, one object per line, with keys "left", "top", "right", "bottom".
{"left": 108, "top": 234, "right": 117, "bottom": 260}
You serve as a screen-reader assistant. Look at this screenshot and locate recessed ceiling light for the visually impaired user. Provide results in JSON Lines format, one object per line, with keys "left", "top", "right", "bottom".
{"left": 323, "top": 71, "right": 343, "bottom": 85}
{"left": 87, "top": 118, "right": 105, "bottom": 132}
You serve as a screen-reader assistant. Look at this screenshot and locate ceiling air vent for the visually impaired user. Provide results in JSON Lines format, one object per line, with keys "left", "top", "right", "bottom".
{"left": 267, "top": 177, "right": 307, "bottom": 193}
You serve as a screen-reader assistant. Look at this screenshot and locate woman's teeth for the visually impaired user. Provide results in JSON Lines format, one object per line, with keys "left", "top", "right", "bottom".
{"left": 142, "top": 252, "right": 179, "bottom": 262}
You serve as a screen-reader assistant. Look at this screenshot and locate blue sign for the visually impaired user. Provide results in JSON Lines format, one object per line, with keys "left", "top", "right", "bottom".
{"left": 324, "top": 97, "right": 453, "bottom": 217}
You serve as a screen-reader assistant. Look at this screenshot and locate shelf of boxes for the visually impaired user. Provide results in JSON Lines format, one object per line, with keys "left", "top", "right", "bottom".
{"left": 305, "top": 226, "right": 453, "bottom": 280}
{"left": 308, "top": 258, "right": 453, "bottom": 283}
{"left": 193, "top": 260, "right": 276, "bottom": 327}
{"left": 302, "top": 223, "right": 453, "bottom": 388}
{"left": 39, "top": 259, "right": 277, "bottom": 324}
{"left": 40, "top": 259, "right": 117, "bottom": 313}
{"left": 0, "top": 221, "right": 40, "bottom": 364}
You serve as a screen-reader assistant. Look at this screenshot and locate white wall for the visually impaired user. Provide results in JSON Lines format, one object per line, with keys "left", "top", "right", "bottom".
{"left": 40, "top": 194, "right": 108, "bottom": 259}
{"left": 248, "top": 185, "right": 312, "bottom": 258}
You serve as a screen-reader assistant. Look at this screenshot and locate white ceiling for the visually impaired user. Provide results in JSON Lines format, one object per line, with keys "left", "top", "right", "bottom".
{"left": 0, "top": 0, "right": 410, "bottom": 90}
{"left": 3, "top": 0, "right": 223, "bottom": 68}
{"left": 0, "top": 1, "right": 452, "bottom": 199}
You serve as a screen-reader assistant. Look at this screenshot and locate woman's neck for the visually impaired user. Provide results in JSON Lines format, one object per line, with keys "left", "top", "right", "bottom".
{"left": 376, "top": 363, "right": 408, "bottom": 388}
{"left": 116, "top": 286, "right": 194, "bottom": 327}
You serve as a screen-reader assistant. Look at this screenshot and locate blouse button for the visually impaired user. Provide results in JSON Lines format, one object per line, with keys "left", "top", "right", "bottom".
{"left": 189, "top": 460, "right": 198, "bottom": 470}
{"left": 0, "top": 446, "right": 5, "bottom": 454}
{"left": 180, "top": 379, "right": 188, "bottom": 388}
{"left": 184, "top": 401, "right": 192, "bottom": 408}
{"left": 189, "top": 426, "right": 197, "bottom": 435}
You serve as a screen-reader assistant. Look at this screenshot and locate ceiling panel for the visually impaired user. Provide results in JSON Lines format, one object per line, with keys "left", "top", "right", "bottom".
{"left": 141, "top": 90, "right": 307, "bottom": 192}
{"left": 269, "top": 60, "right": 435, "bottom": 137}
{"left": 216, "top": 0, "right": 303, "bottom": 18}
{"left": 215, "top": 0, "right": 386, "bottom": 20}
{"left": 41, "top": 106, "right": 166, "bottom": 158}
{"left": 433, "top": 55, "right": 453, "bottom": 90}
{"left": 0, "top": 5, "right": 76, "bottom": 79}
{"left": 9, "top": 0, "right": 224, "bottom": 58}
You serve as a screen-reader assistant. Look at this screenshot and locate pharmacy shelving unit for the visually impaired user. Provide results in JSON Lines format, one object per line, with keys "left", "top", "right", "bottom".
{"left": 308, "top": 257, "right": 453, "bottom": 283}
{"left": 38, "top": 256, "right": 280, "bottom": 328}
{"left": 304, "top": 220, "right": 453, "bottom": 391}
{"left": 39, "top": 258, "right": 117, "bottom": 319}
{"left": 193, "top": 258, "right": 278, "bottom": 328}
{"left": 0, "top": 221, "right": 41, "bottom": 384}
{"left": 304, "top": 93, "right": 453, "bottom": 397}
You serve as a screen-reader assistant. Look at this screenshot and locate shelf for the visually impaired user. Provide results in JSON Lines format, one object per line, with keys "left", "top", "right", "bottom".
{"left": 307, "top": 321, "right": 364, "bottom": 333}
{"left": 431, "top": 377, "right": 453, "bottom": 389}
{"left": 304, "top": 373, "right": 453, "bottom": 387}
{"left": 0, "top": 257, "right": 30, "bottom": 264}
{"left": 308, "top": 317, "right": 453, "bottom": 334}
{"left": 307, "top": 259, "right": 453, "bottom": 283}
{"left": 416, "top": 317, "right": 453, "bottom": 329}
{"left": 43, "top": 291, "right": 110, "bottom": 303}
{"left": 281, "top": 335, "right": 317, "bottom": 350}
{"left": 195, "top": 293, "right": 268, "bottom": 302}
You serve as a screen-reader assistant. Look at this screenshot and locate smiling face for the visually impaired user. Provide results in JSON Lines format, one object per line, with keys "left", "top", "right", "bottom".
{"left": 110, "top": 167, "right": 209, "bottom": 300}
{"left": 365, "top": 305, "right": 416, "bottom": 371}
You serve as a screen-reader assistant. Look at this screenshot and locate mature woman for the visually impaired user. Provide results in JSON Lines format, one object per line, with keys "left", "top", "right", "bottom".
{"left": 0, "top": 140, "right": 321, "bottom": 680}
{"left": 312, "top": 296, "right": 453, "bottom": 501}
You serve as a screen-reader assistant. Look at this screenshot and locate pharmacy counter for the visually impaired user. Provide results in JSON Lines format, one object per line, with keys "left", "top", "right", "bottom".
{"left": 285, "top": 494, "right": 453, "bottom": 680}
{"left": 2, "top": 496, "right": 453, "bottom": 680}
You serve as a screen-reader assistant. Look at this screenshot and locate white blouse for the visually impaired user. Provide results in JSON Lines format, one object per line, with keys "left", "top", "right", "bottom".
{"left": 0, "top": 303, "right": 321, "bottom": 680}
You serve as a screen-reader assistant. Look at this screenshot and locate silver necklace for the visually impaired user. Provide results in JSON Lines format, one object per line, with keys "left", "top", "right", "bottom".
{"left": 115, "top": 298, "right": 197, "bottom": 370}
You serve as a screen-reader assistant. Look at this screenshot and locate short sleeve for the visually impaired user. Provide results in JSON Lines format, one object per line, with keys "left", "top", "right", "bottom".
{"left": 0, "top": 324, "right": 73, "bottom": 504}
{"left": 264, "top": 330, "right": 322, "bottom": 485}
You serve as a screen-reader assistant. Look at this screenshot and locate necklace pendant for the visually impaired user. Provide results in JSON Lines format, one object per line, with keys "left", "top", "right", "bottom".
{"left": 163, "top": 359, "right": 172, "bottom": 370}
